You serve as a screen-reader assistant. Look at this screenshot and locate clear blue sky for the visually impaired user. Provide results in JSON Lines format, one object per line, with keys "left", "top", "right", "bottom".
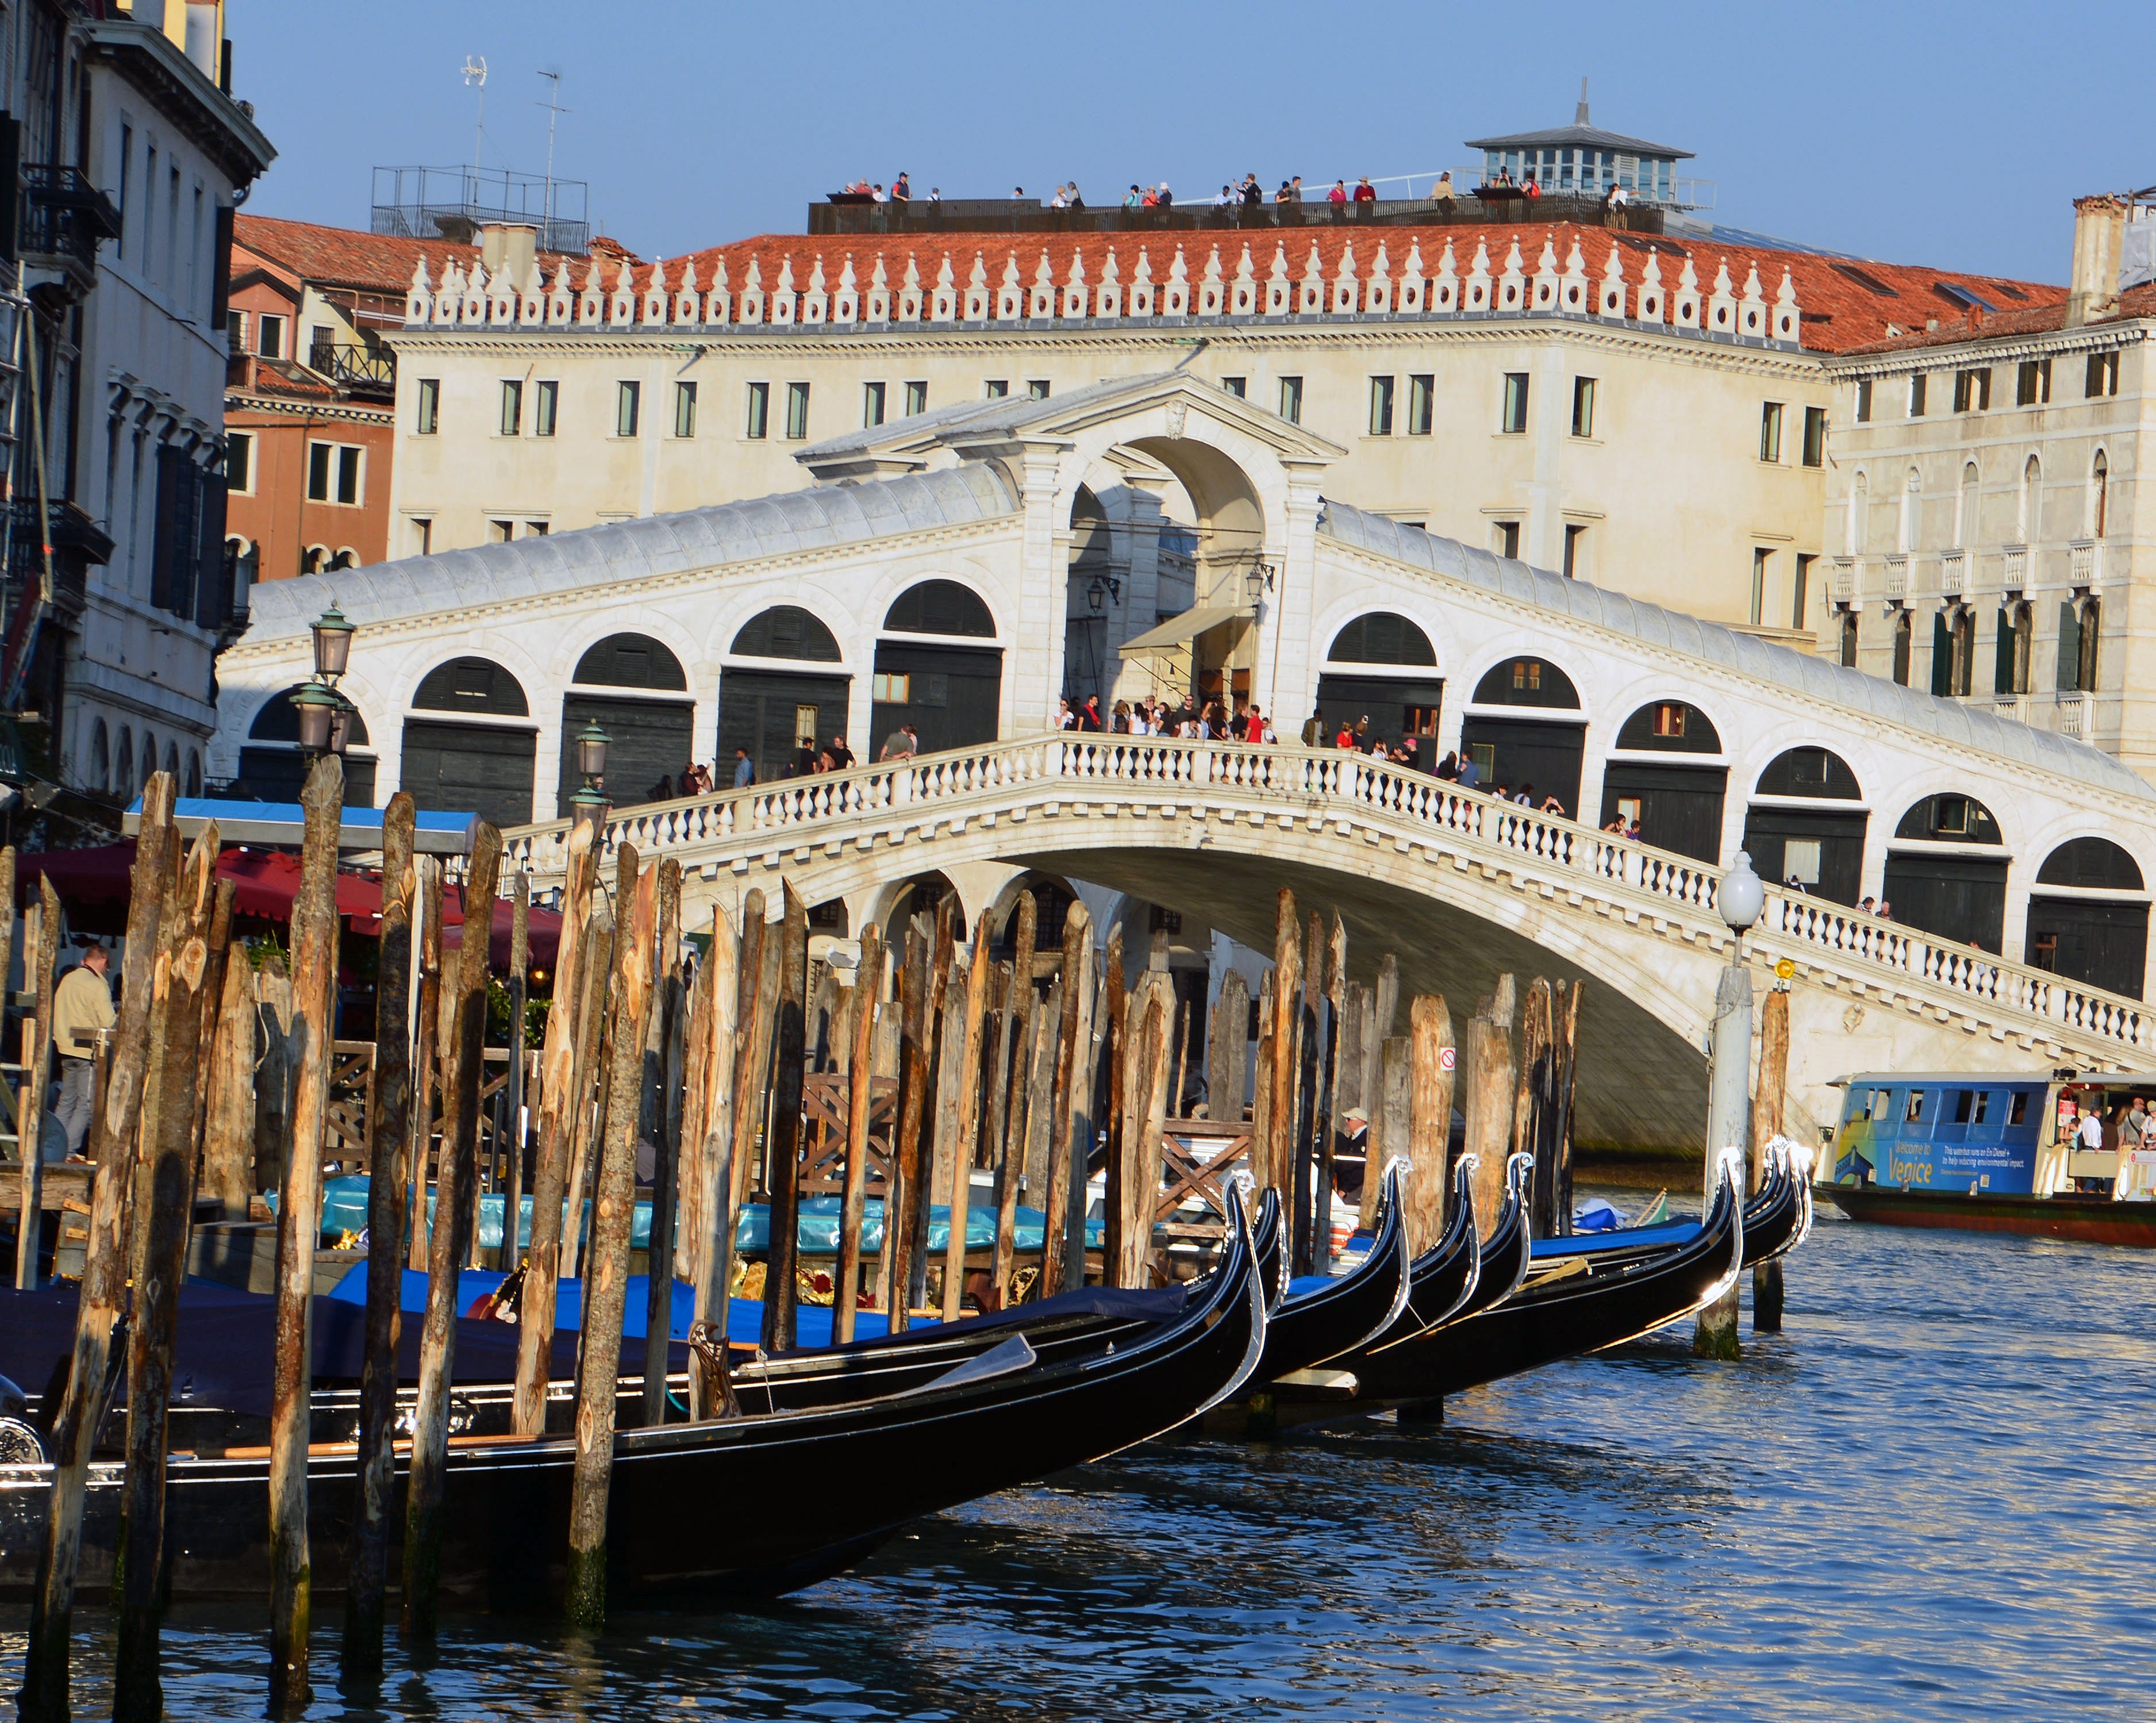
{"left": 232, "top": 0, "right": 2149, "bottom": 284}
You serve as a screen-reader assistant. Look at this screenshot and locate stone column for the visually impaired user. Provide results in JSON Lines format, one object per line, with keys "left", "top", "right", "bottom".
{"left": 1011, "top": 441, "right": 1073, "bottom": 733}
{"left": 1267, "top": 463, "right": 1327, "bottom": 735}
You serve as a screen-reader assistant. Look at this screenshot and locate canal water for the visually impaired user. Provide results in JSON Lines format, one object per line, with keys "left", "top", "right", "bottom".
{"left": 7, "top": 1200, "right": 2153, "bottom": 1720}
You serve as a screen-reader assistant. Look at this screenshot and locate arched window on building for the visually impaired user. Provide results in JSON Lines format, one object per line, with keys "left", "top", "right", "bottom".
{"left": 560, "top": 632, "right": 696, "bottom": 815}
{"left": 2028, "top": 836, "right": 2148, "bottom": 997}
{"left": 1461, "top": 657, "right": 1586, "bottom": 816}
{"left": 1602, "top": 701, "right": 1726, "bottom": 861}
{"left": 2018, "top": 454, "right": 2041, "bottom": 543}
{"left": 1954, "top": 461, "right": 1978, "bottom": 549}
{"left": 185, "top": 749, "right": 203, "bottom": 799}
{"left": 1838, "top": 610, "right": 1859, "bottom": 668}
{"left": 139, "top": 731, "right": 157, "bottom": 792}
{"left": 2091, "top": 450, "right": 2109, "bottom": 540}
{"left": 226, "top": 536, "right": 259, "bottom": 617}
{"left": 242, "top": 685, "right": 379, "bottom": 805}
{"left": 873, "top": 580, "right": 1002, "bottom": 757}
{"left": 87, "top": 718, "right": 109, "bottom": 795}
{"left": 301, "top": 545, "right": 329, "bottom": 575}
{"left": 719, "top": 605, "right": 851, "bottom": 785}
{"left": 1897, "top": 467, "right": 1919, "bottom": 552}
{"left": 2058, "top": 597, "right": 2099, "bottom": 694}
{"left": 1994, "top": 600, "right": 2033, "bottom": 696}
{"left": 1316, "top": 611, "right": 1443, "bottom": 769}
{"left": 115, "top": 725, "right": 133, "bottom": 795}
{"left": 1931, "top": 607, "right": 1973, "bottom": 698}
{"left": 328, "top": 547, "right": 359, "bottom": 571}
{"left": 402, "top": 657, "right": 537, "bottom": 830}
{"left": 1743, "top": 746, "right": 1866, "bottom": 904}
{"left": 1887, "top": 792, "right": 2008, "bottom": 953}
{"left": 1890, "top": 611, "right": 1912, "bottom": 685}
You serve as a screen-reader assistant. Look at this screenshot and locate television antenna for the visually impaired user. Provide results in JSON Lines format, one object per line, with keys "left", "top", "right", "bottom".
{"left": 462, "top": 55, "right": 488, "bottom": 171}
{"left": 537, "top": 68, "right": 570, "bottom": 250}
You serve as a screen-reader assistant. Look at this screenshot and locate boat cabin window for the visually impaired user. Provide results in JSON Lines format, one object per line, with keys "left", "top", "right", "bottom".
{"left": 1905, "top": 1091, "right": 1927, "bottom": 1123}
{"left": 1972, "top": 1091, "right": 1991, "bottom": 1125}
{"left": 2008, "top": 1092, "right": 2028, "bottom": 1126}
{"left": 1952, "top": 1089, "right": 1975, "bottom": 1124}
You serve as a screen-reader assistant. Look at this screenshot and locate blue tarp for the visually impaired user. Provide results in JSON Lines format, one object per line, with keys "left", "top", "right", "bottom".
{"left": 302, "top": 1177, "right": 1105, "bottom": 1258}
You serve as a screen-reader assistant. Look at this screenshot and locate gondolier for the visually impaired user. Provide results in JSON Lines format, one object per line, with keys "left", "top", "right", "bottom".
{"left": 51, "top": 941, "right": 115, "bottom": 1156}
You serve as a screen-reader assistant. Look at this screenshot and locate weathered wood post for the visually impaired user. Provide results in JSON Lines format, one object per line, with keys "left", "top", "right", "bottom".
{"left": 560, "top": 888, "right": 620, "bottom": 1279}
{"left": 1043, "top": 902, "right": 1093, "bottom": 1295}
{"left": 720, "top": 890, "right": 774, "bottom": 1313}
{"left": 112, "top": 825, "right": 221, "bottom": 1723}
{"left": 1098, "top": 924, "right": 1126, "bottom": 1280}
{"left": 1313, "top": 915, "right": 1347, "bottom": 1271}
{"left": 262, "top": 759, "right": 341, "bottom": 1714}
{"left": 405, "top": 867, "right": 444, "bottom": 1273}
{"left": 1357, "top": 957, "right": 1397, "bottom": 1230}
{"left": 1550, "top": 981, "right": 1583, "bottom": 1237}
{"left": 203, "top": 934, "right": 256, "bottom": 1220}
{"left": 1405, "top": 995, "right": 1455, "bottom": 1255}
{"left": 1694, "top": 957, "right": 1752, "bottom": 1361}
{"left": 762, "top": 884, "right": 809, "bottom": 1353}
{"left": 20, "top": 781, "right": 171, "bottom": 1723}
{"left": 940, "top": 916, "right": 993, "bottom": 1319}
{"left": 565, "top": 851, "right": 658, "bottom": 1629}
{"left": 835, "top": 927, "right": 884, "bottom": 1344}
{"left": 343, "top": 793, "right": 417, "bottom": 1683}
{"left": 510, "top": 828, "right": 597, "bottom": 1434}
{"left": 1118, "top": 987, "right": 1170, "bottom": 1288}
{"left": 641, "top": 861, "right": 686, "bottom": 1422}
{"left": 14, "top": 880, "right": 59, "bottom": 1286}
{"left": 499, "top": 870, "right": 531, "bottom": 1271}
{"left": 1263, "top": 889, "right": 1301, "bottom": 1214}
{"left": 1461, "top": 977, "right": 1517, "bottom": 1238}
{"left": 1209, "top": 965, "right": 1248, "bottom": 1126}
{"left": 401, "top": 822, "right": 501, "bottom": 1643}
{"left": 986, "top": 897, "right": 1036, "bottom": 1309}
{"left": 1019, "top": 978, "right": 1062, "bottom": 1296}
{"left": 1515, "top": 978, "right": 1557, "bottom": 1237}
{"left": 686, "top": 905, "right": 739, "bottom": 1415}
{"left": 1751, "top": 979, "right": 1790, "bottom": 1333}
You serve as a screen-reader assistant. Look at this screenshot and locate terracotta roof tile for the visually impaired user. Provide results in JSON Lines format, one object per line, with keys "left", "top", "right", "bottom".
{"left": 1834, "top": 281, "right": 2156, "bottom": 359}
{"left": 232, "top": 213, "right": 572, "bottom": 297}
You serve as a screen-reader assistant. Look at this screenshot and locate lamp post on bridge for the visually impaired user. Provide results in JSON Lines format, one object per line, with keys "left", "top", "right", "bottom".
{"left": 570, "top": 720, "right": 612, "bottom": 835}
{"left": 1696, "top": 849, "right": 1762, "bottom": 1360}
{"left": 291, "top": 603, "right": 356, "bottom": 774}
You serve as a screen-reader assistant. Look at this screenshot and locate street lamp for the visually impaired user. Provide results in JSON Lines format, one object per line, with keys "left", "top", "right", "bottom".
{"left": 326, "top": 688, "right": 356, "bottom": 757}
{"left": 1718, "top": 850, "right": 1765, "bottom": 935}
{"left": 291, "top": 681, "right": 339, "bottom": 757}
{"left": 310, "top": 602, "right": 355, "bottom": 680}
{"left": 571, "top": 719, "right": 611, "bottom": 831}
{"left": 292, "top": 601, "right": 359, "bottom": 772}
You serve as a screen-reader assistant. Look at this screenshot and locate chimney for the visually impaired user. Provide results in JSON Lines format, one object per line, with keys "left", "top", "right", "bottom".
{"left": 2066, "top": 193, "right": 2128, "bottom": 328}
{"left": 1576, "top": 76, "right": 1590, "bottom": 126}
{"left": 479, "top": 222, "right": 538, "bottom": 282}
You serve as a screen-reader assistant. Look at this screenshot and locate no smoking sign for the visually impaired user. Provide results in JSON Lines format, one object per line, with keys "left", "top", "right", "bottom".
{"left": 1439, "top": 1046, "right": 1456, "bottom": 1071}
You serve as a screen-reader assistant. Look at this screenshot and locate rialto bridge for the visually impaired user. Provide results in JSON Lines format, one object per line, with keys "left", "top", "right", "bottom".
{"left": 214, "top": 373, "right": 2156, "bottom": 1149}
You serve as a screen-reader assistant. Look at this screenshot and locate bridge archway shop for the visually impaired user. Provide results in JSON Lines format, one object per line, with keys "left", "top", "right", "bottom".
{"left": 1599, "top": 700, "right": 1726, "bottom": 862}
{"left": 1461, "top": 656, "right": 1586, "bottom": 818}
{"left": 718, "top": 605, "right": 851, "bottom": 785}
{"left": 241, "top": 685, "right": 378, "bottom": 807}
{"left": 558, "top": 633, "right": 695, "bottom": 815}
{"left": 1741, "top": 746, "right": 1867, "bottom": 905}
{"left": 1886, "top": 792, "right": 2009, "bottom": 954}
{"left": 872, "top": 580, "right": 1002, "bottom": 758}
{"left": 399, "top": 656, "right": 536, "bottom": 831}
{"left": 2027, "top": 836, "right": 2149, "bottom": 999}
{"left": 1315, "top": 611, "right": 1443, "bottom": 766}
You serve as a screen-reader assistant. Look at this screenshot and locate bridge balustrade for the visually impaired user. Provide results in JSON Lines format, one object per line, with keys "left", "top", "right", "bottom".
{"left": 501, "top": 735, "right": 2153, "bottom": 1060}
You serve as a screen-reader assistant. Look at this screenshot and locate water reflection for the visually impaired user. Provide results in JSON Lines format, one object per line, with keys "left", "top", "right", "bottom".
{"left": 7, "top": 1210, "right": 2155, "bottom": 1719}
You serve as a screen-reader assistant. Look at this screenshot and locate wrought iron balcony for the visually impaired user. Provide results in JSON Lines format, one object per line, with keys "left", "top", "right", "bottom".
{"left": 307, "top": 335, "right": 396, "bottom": 398}
{"left": 4, "top": 498, "right": 110, "bottom": 621}
{"left": 20, "top": 165, "right": 122, "bottom": 286}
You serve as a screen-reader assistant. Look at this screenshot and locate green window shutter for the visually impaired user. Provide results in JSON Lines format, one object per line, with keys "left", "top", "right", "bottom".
{"left": 1930, "top": 612, "right": 1953, "bottom": 696}
{"left": 2057, "top": 603, "right": 2081, "bottom": 692}
{"left": 1993, "top": 608, "right": 2015, "bottom": 694}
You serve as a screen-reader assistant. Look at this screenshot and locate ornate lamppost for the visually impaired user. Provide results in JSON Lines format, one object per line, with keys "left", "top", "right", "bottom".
{"left": 570, "top": 720, "right": 611, "bottom": 832}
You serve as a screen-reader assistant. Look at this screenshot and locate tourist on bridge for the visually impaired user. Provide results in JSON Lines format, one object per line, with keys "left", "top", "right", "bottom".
{"left": 1214, "top": 185, "right": 1236, "bottom": 208}
{"left": 1430, "top": 170, "right": 1456, "bottom": 206}
{"left": 1056, "top": 698, "right": 1077, "bottom": 730}
{"left": 1301, "top": 711, "right": 1323, "bottom": 747}
{"left": 1125, "top": 185, "right": 1144, "bottom": 208}
{"left": 879, "top": 723, "right": 919, "bottom": 761}
{"left": 1455, "top": 754, "right": 1481, "bottom": 789}
{"left": 1435, "top": 751, "right": 1459, "bottom": 781}
{"left": 1081, "top": 695, "right": 1104, "bottom": 730}
{"left": 891, "top": 173, "right": 910, "bottom": 201}
{"left": 1354, "top": 176, "right": 1377, "bottom": 203}
{"left": 829, "top": 735, "right": 854, "bottom": 770}
{"left": 1067, "top": 183, "right": 1085, "bottom": 209}
{"left": 1327, "top": 179, "right": 1348, "bottom": 206}
{"left": 732, "top": 747, "right": 755, "bottom": 789}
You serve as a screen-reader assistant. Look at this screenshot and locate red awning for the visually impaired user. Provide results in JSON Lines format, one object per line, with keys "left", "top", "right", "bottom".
{"left": 18, "top": 843, "right": 560, "bottom": 970}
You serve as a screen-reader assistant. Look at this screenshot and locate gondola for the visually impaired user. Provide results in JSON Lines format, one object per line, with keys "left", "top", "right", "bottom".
{"left": 0, "top": 1189, "right": 1268, "bottom": 1605}
{"left": 1349, "top": 1148, "right": 1747, "bottom": 1406}
{"left": 1247, "top": 1160, "right": 1413, "bottom": 1383}
{"left": 1352, "top": 1154, "right": 1485, "bottom": 1355}
{"left": 1523, "top": 1139, "right": 1808, "bottom": 1275}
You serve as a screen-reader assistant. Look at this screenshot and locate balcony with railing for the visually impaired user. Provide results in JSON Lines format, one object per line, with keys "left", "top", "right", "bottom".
{"left": 1883, "top": 553, "right": 1908, "bottom": 601}
{"left": 1936, "top": 548, "right": 1966, "bottom": 598}
{"left": 20, "top": 164, "right": 122, "bottom": 289}
{"left": 1830, "top": 556, "right": 1858, "bottom": 604}
{"left": 306, "top": 334, "right": 396, "bottom": 399}
{"left": 2002, "top": 543, "right": 2028, "bottom": 592}
{"left": 2069, "top": 539, "right": 2103, "bottom": 591}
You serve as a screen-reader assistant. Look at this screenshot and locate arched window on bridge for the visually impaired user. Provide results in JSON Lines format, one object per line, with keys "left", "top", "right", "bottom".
{"left": 1602, "top": 701, "right": 1725, "bottom": 862}
{"left": 1317, "top": 612, "right": 1443, "bottom": 770}
{"left": 1461, "top": 657, "right": 1585, "bottom": 818}
{"left": 402, "top": 656, "right": 536, "bottom": 831}
{"left": 719, "top": 605, "right": 851, "bottom": 786}
{"left": 560, "top": 633, "right": 695, "bottom": 816}
{"left": 875, "top": 579, "right": 1002, "bottom": 759}
{"left": 2027, "top": 837, "right": 2148, "bottom": 998}
{"left": 241, "top": 684, "right": 378, "bottom": 807}
{"left": 1742, "top": 747, "right": 1865, "bottom": 905}
{"left": 1885, "top": 792, "right": 2007, "bottom": 953}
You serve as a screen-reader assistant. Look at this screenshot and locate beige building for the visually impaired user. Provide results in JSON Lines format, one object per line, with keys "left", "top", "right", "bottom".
{"left": 376, "top": 217, "right": 2056, "bottom": 650}
{"left": 1821, "top": 194, "right": 2153, "bottom": 777}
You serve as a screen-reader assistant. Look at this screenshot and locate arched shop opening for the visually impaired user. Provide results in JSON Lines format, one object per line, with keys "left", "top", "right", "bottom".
{"left": 718, "top": 605, "right": 851, "bottom": 784}
{"left": 240, "top": 685, "right": 378, "bottom": 807}
{"left": 1885, "top": 792, "right": 2008, "bottom": 953}
{"left": 1316, "top": 612, "right": 1443, "bottom": 768}
{"left": 1598, "top": 700, "right": 1727, "bottom": 863}
{"left": 399, "top": 656, "right": 537, "bottom": 831}
{"left": 2027, "top": 837, "right": 2149, "bottom": 997}
{"left": 558, "top": 632, "right": 695, "bottom": 813}
{"left": 873, "top": 579, "right": 1001, "bottom": 757}
{"left": 1741, "top": 747, "right": 1867, "bottom": 905}
{"left": 1461, "top": 657, "right": 1585, "bottom": 818}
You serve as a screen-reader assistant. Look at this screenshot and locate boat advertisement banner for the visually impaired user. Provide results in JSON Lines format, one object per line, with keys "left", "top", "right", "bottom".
{"left": 1832, "top": 1082, "right": 2044, "bottom": 1196}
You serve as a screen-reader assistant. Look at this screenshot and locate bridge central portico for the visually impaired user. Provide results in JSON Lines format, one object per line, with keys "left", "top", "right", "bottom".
{"left": 216, "top": 370, "right": 2156, "bottom": 1148}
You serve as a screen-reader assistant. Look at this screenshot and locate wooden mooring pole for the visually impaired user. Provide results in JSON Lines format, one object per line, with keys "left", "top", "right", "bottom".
{"left": 14, "top": 878, "right": 59, "bottom": 1286}
{"left": 940, "top": 916, "right": 991, "bottom": 1321}
{"left": 762, "top": 884, "right": 809, "bottom": 1353}
{"left": 1752, "top": 981, "right": 1790, "bottom": 1333}
{"left": 835, "top": 926, "right": 884, "bottom": 1345}
{"left": 499, "top": 870, "right": 531, "bottom": 1272}
{"left": 643, "top": 860, "right": 685, "bottom": 1418}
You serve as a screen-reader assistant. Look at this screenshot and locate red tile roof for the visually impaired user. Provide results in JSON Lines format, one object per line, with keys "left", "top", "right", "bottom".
{"left": 232, "top": 213, "right": 572, "bottom": 298}
{"left": 1834, "top": 281, "right": 2156, "bottom": 358}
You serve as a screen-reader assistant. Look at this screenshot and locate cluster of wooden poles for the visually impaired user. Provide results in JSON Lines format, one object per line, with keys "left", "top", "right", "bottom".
{"left": 12, "top": 751, "right": 1615, "bottom": 1720}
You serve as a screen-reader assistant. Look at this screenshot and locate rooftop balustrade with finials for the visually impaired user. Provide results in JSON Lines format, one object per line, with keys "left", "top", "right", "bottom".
{"left": 499, "top": 733, "right": 2153, "bottom": 1058}
{"left": 809, "top": 191, "right": 1667, "bottom": 239}
{"left": 306, "top": 332, "right": 395, "bottom": 397}
{"left": 19, "top": 164, "right": 122, "bottom": 285}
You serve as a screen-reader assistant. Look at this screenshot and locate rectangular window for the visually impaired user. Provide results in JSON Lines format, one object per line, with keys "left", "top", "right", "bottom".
{"left": 306, "top": 441, "right": 331, "bottom": 501}
{"left": 1784, "top": 838, "right": 1823, "bottom": 886}
{"left": 415, "top": 377, "right": 440, "bottom": 435}
{"left": 984, "top": 379, "right": 1009, "bottom": 398}
{"left": 2085, "top": 351, "right": 2119, "bottom": 397}
{"left": 863, "top": 381, "right": 886, "bottom": 427}
{"left": 226, "top": 308, "right": 244, "bottom": 350}
{"left": 1408, "top": 374, "right": 1435, "bottom": 435}
{"left": 1220, "top": 375, "right": 1247, "bottom": 398}
{"left": 1278, "top": 375, "right": 1303, "bottom": 425}
{"left": 1561, "top": 523, "right": 1587, "bottom": 579}
{"left": 525, "top": 520, "right": 549, "bottom": 537}
{"left": 1512, "top": 659, "right": 1543, "bottom": 692}
{"left": 412, "top": 517, "right": 433, "bottom": 556}
{"left": 1855, "top": 378, "right": 1873, "bottom": 423}
{"left": 489, "top": 519, "right": 514, "bottom": 544}
{"left": 1651, "top": 702, "right": 1687, "bottom": 739}
{"left": 2009, "top": 1092, "right": 2029, "bottom": 1126}
{"left": 1501, "top": 373, "right": 1529, "bottom": 434}
{"left": 904, "top": 379, "right": 928, "bottom": 416}
{"left": 535, "top": 379, "right": 558, "bottom": 436}
{"left": 1570, "top": 375, "right": 1596, "bottom": 438}
{"left": 1953, "top": 367, "right": 1992, "bottom": 412}
{"left": 1367, "top": 375, "right": 1394, "bottom": 436}
{"left": 1495, "top": 520, "right": 1520, "bottom": 559}
{"left": 118, "top": 124, "right": 132, "bottom": 259}
{"left": 224, "top": 431, "right": 252, "bottom": 494}
{"left": 336, "top": 446, "right": 360, "bottom": 505}
{"left": 745, "top": 381, "right": 770, "bottom": 439}
{"left": 873, "top": 670, "right": 910, "bottom": 703}
{"left": 1802, "top": 405, "right": 1827, "bottom": 467}
{"left": 499, "top": 378, "right": 522, "bottom": 436}
{"left": 2015, "top": 358, "right": 2051, "bottom": 406}
{"left": 673, "top": 379, "right": 698, "bottom": 438}
{"left": 1751, "top": 547, "right": 1771, "bottom": 624}
{"left": 1908, "top": 372, "right": 1927, "bottom": 417}
{"left": 616, "top": 379, "right": 641, "bottom": 437}
{"left": 1027, "top": 379, "right": 1051, "bottom": 400}
{"left": 1759, "top": 402, "right": 1784, "bottom": 463}
{"left": 257, "top": 312, "right": 285, "bottom": 359}
{"left": 1793, "top": 554, "right": 1816, "bottom": 628}
{"left": 785, "top": 381, "right": 810, "bottom": 439}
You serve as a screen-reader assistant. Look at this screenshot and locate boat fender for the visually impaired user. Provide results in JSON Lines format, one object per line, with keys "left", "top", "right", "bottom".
{"left": 0, "top": 1417, "right": 48, "bottom": 1466}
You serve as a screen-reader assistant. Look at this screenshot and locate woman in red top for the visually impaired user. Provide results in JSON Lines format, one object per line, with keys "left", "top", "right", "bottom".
{"left": 1327, "top": 180, "right": 1348, "bottom": 205}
